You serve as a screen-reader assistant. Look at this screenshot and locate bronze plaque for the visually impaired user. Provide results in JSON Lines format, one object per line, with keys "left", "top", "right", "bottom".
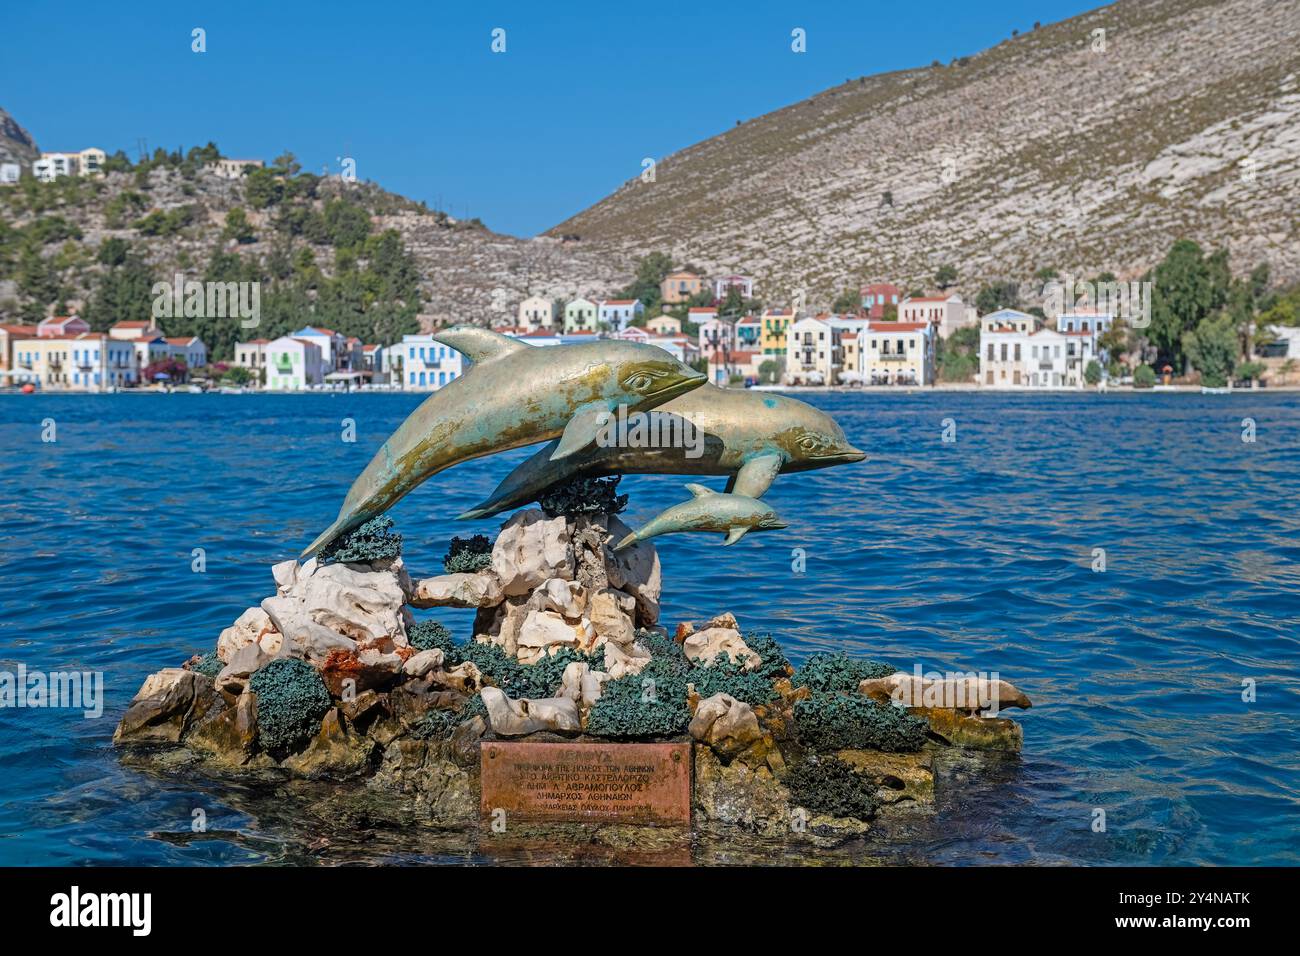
{"left": 480, "top": 741, "right": 692, "bottom": 825}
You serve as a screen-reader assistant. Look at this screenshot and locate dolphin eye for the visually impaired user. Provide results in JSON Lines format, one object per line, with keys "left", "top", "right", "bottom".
{"left": 797, "top": 435, "right": 822, "bottom": 451}
{"left": 622, "top": 369, "right": 664, "bottom": 392}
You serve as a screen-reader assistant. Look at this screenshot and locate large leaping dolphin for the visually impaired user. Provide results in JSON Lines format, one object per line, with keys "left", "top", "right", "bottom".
{"left": 459, "top": 384, "right": 865, "bottom": 519}
{"left": 300, "top": 326, "right": 706, "bottom": 558}
{"left": 613, "top": 484, "right": 787, "bottom": 550}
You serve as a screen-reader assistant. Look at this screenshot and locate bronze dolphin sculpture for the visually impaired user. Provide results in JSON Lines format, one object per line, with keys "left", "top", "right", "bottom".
{"left": 459, "top": 384, "right": 865, "bottom": 519}
{"left": 300, "top": 326, "right": 707, "bottom": 558}
{"left": 613, "top": 484, "right": 787, "bottom": 550}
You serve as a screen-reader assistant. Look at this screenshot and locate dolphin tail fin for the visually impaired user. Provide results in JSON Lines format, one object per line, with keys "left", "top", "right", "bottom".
{"left": 723, "top": 527, "right": 749, "bottom": 546}
{"left": 684, "top": 483, "right": 715, "bottom": 498}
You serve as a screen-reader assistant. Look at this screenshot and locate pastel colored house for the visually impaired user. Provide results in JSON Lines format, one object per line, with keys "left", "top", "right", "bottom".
{"left": 0, "top": 323, "right": 39, "bottom": 373}
{"left": 400, "top": 334, "right": 465, "bottom": 390}
{"left": 697, "top": 317, "right": 735, "bottom": 354}
{"left": 12, "top": 332, "right": 137, "bottom": 390}
{"left": 688, "top": 306, "right": 718, "bottom": 326}
{"left": 784, "top": 315, "right": 840, "bottom": 385}
{"left": 598, "top": 298, "right": 644, "bottom": 332}
{"left": 978, "top": 309, "right": 1043, "bottom": 388}
{"left": 646, "top": 314, "right": 682, "bottom": 335}
{"left": 735, "top": 316, "right": 761, "bottom": 349}
{"left": 292, "top": 326, "right": 348, "bottom": 372}
{"left": 166, "top": 336, "right": 208, "bottom": 370}
{"left": 860, "top": 282, "right": 901, "bottom": 319}
{"left": 233, "top": 339, "right": 272, "bottom": 382}
{"left": 563, "top": 297, "right": 598, "bottom": 333}
{"left": 900, "top": 293, "right": 976, "bottom": 339}
{"left": 713, "top": 275, "right": 755, "bottom": 300}
{"left": 38, "top": 315, "right": 90, "bottom": 337}
{"left": 518, "top": 295, "right": 554, "bottom": 331}
{"left": 859, "top": 320, "right": 934, "bottom": 386}
{"left": 660, "top": 271, "right": 706, "bottom": 305}
{"left": 760, "top": 308, "right": 793, "bottom": 356}
{"left": 266, "top": 336, "right": 325, "bottom": 390}
{"left": 647, "top": 334, "right": 700, "bottom": 365}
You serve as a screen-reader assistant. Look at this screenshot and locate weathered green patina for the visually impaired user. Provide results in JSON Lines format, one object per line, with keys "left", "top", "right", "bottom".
{"left": 301, "top": 326, "right": 707, "bottom": 557}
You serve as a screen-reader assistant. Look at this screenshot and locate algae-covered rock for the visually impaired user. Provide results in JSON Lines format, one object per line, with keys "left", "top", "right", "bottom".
{"left": 794, "top": 652, "right": 895, "bottom": 693}
{"left": 794, "top": 691, "right": 929, "bottom": 753}
{"left": 248, "top": 658, "right": 332, "bottom": 754}
{"left": 318, "top": 515, "right": 403, "bottom": 565}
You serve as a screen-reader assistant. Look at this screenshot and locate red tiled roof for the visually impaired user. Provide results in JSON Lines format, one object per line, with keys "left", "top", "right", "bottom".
{"left": 0, "top": 324, "right": 39, "bottom": 335}
{"left": 866, "top": 322, "right": 928, "bottom": 332}
{"left": 602, "top": 299, "right": 638, "bottom": 306}
{"left": 112, "top": 321, "right": 151, "bottom": 329}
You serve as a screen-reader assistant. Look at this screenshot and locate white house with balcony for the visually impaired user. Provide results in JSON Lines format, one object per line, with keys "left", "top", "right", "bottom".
{"left": 1026, "top": 329, "right": 1071, "bottom": 387}
{"left": 291, "top": 326, "right": 348, "bottom": 373}
{"left": 265, "top": 337, "right": 324, "bottom": 390}
{"left": 901, "top": 293, "right": 977, "bottom": 339}
{"left": 784, "top": 315, "right": 839, "bottom": 385}
{"left": 858, "top": 320, "right": 934, "bottom": 386}
{"left": 563, "top": 297, "right": 598, "bottom": 333}
{"left": 400, "top": 333, "right": 465, "bottom": 390}
{"left": 518, "top": 296, "right": 554, "bottom": 331}
{"left": 598, "top": 298, "right": 643, "bottom": 332}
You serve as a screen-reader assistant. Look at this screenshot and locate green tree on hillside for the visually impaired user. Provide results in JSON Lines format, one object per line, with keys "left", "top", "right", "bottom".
{"left": 934, "top": 264, "right": 958, "bottom": 290}
{"left": 1146, "top": 239, "right": 1219, "bottom": 369}
{"left": 1182, "top": 313, "right": 1238, "bottom": 388}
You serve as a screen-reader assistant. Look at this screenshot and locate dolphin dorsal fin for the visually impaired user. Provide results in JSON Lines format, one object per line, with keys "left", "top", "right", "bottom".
{"left": 431, "top": 325, "right": 528, "bottom": 363}
{"left": 684, "top": 483, "right": 715, "bottom": 498}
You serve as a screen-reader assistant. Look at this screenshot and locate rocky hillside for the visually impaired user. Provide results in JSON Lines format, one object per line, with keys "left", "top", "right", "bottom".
{"left": 0, "top": 108, "right": 38, "bottom": 168}
{"left": 0, "top": 131, "right": 627, "bottom": 341}
{"left": 549, "top": 0, "right": 1300, "bottom": 303}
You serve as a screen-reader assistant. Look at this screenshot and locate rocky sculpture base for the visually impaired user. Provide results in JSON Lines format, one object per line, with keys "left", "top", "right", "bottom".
{"left": 114, "top": 505, "right": 1033, "bottom": 848}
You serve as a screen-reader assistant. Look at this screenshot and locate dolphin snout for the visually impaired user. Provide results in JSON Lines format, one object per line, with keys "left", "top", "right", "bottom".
{"left": 843, "top": 446, "right": 866, "bottom": 462}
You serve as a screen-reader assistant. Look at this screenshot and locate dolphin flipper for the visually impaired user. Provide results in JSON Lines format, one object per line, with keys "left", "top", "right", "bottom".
{"left": 730, "top": 452, "right": 783, "bottom": 498}
{"left": 551, "top": 403, "right": 612, "bottom": 460}
{"left": 723, "top": 526, "right": 749, "bottom": 545}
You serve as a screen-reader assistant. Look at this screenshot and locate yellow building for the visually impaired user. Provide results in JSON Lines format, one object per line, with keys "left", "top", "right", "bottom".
{"left": 761, "top": 308, "right": 793, "bottom": 356}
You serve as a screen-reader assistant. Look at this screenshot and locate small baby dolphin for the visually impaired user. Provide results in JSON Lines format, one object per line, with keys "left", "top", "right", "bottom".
{"left": 613, "top": 484, "right": 787, "bottom": 550}
{"left": 300, "top": 327, "right": 706, "bottom": 558}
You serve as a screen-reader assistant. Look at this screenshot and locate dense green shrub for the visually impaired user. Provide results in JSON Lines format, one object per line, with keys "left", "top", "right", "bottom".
{"left": 784, "top": 755, "right": 879, "bottom": 821}
{"left": 1133, "top": 364, "right": 1157, "bottom": 388}
{"left": 452, "top": 642, "right": 603, "bottom": 700}
{"left": 794, "top": 692, "right": 928, "bottom": 753}
{"left": 319, "top": 515, "right": 402, "bottom": 565}
{"left": 585, "top": 658, "right": 691, "bottom": 738}
{"left": 459, "top": 692, "right": 488, "bottom": 724}
{"left": 442, "top": 534, "right": 492, "bottom": 574}
{"left": 192, "top": 652, "right": 224, "bottom": 679}
{"left": 249, "top": 658, "right": 332, "bottom": 753}
{"left": 407, "top": 619, "right": 455, "bottom": 655}
{"left": 539, "top": 475, "right": 628, "bottom": 518}
{"left": 794, "top": 652, "right": 894, "bottom": 693}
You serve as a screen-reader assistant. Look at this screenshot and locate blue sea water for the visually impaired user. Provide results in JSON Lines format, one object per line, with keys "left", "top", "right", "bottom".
{"left": 1, "top": 390, "right": 1297, "bottom": 866}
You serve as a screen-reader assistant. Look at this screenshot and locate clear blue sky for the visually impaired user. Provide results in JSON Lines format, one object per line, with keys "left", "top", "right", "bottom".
{"left": 1, "top": 0, "right": 1101, "bottom": 237}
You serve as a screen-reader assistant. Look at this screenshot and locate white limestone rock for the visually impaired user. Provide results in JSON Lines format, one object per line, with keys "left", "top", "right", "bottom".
{"left": 602, "top": 515, "right": 661, "bottom": 626}
{"left": 492, "top": 509, "right": 574, "bottom": 597}
{"left": 587, "top": 588, "right": 636, "bottom": 648}
{"left": 689, "top": 692, "right": 763, "bottom": 756}
{"left": 261, "top": 595, "right": 357, "bottom": 662}
{"left": 409, "top": 570, "right": 503, "bottom": 609}
{"left": 559, "top": 661, "right": 612, "bottom": 709}
{"left": 216, "top": 642, "right": 270, "bottom": 692}
{"left": 604, "top": 639, "right": 652, "bottom": 680}
{"left": 515, "top": 609, "right": 589, "bottom": 665}
{"left": 216, "top": 606, "right": 282, "bottom": 663}
{"left": 402, "top": 648, "right": 446, "bottom": 677}
{"left": 301, "top": 562, "right": 409, "bottom": 645}
{"left": 480, "top": 686, "right": 581, "bottom": 736}
{"left": 683, "top": 626, "right": 758, "bottom": 671}
{"left": 534, "top": 577, "right": 586, "bottom": 619}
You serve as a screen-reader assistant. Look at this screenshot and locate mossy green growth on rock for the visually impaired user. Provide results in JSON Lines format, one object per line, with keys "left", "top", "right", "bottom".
{"left": 452, "top": 642, "right": 604, "bottom": 700}
{"left": 410, "top": 708, "right": 458, "bottom": 740}
{"left": 795, "top": 652, "right": 894, "bottom": 693}
{"left": 248, "top": 658, "right": 333, "bottom": 754}
{"left": 460, "top": 693, "right": 488, "bottom": 724}
{"left": 784, "top": 754, "right": 879, "bottom": 821}
{"left": 442, "top": 534, "right": 492, "bottom": 574}
{"left": 192, "top": 652, "right": 224, "bottom": 680}
{"left": 585, "top": 657, "right": 692, "bottom": 739}
{"left": 741, "top": 634, "right": 792, "bottom": 681}
{"left": 407, "top": 619, "right": 455, "bottom": 655}
{"left": 794, "top": 692, "right": 928, "bottom": 753}
{"left": 692, "top": 652, "right": 780, "bottom": 706}
{"left": 318, "top": 515, "right": 402, "bottom": 565}
{"left": 540, "top": 475, "right": 628, "bottom": 518}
